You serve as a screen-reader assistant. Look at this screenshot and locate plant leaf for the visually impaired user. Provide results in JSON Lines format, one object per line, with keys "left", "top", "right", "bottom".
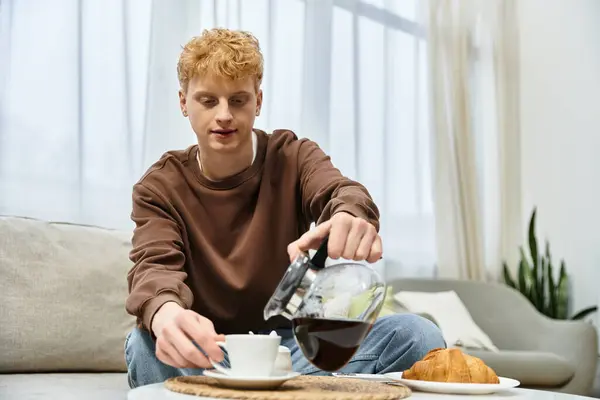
{"left": 571, "top": 306, "right": 598, "bottom": 320}
{"left": 531, "top": 259, "right": 539, "bottom": 309}
{"left": 546, "top": 250, "right": 557, "bottom": 318}
{"left": 528, "top": 208, "right": 538, "bottom": 262}
{"left": 518, "top": 246, "right": 538, "bottom": 309}
{"left": 529, "top": 283, "right": 539, "bottom": 312}
{"left": 517, "top": 251, "right": 529, "bottom": 297}
{"left": 540, "top": 256, "right": 547, "bottom": 314}
{"left": 502, "top": 262, "right": 516, "bottom": 289}
{"left": 528, "top": 208, "right": 541, "bottom": 309}
{"left": 556, "top": 261, "right": 569, "bottom": 319}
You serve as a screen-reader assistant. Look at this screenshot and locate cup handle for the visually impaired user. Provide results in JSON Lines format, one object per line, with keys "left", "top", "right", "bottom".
{"left": 209, "top": 341, "right": 231, "bottom": 375}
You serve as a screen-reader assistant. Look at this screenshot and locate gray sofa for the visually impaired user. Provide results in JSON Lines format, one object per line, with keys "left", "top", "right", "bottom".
{"left": 0, "top": 216, "right": 134, "bottom": 399}
{"left": 391, "top": 278, "right": 598, "bottom": 396}
{"left": 1, "top": 215, "right": 597, "bottom": 398}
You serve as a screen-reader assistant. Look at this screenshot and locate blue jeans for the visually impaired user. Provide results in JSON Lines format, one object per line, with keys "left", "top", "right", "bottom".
{"left": 125, "top": 313, "right": 445, "bottom": 389}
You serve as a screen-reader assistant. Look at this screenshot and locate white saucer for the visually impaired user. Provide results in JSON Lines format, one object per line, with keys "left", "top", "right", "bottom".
{"left": 383, "top": 372, "right": 520, "bottom": 395}
{"left": 202, "top": 369, "right": 301, "bottom": 390}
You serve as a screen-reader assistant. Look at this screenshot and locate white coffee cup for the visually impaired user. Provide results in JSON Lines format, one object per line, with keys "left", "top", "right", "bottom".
{"left": 211, "top": 334, "right": 282, "bottom": 377}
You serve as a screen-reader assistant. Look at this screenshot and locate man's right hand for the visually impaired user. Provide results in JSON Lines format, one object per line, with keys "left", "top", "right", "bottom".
{"left": 151, "top": 302, "right": 225, "bottom": 369}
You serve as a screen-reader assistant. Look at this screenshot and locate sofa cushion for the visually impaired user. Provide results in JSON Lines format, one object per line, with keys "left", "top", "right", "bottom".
{"left": 394, "top": 290, "right": 499, "bottom": 351}
{"left": 0, "top": 373, "right": 129, "bottom": 399}
{"left": 0, "top": 216, "right": 136, "bottom": 373}
{"left": 465, "top": 349, "right": 575, "bottom": 386}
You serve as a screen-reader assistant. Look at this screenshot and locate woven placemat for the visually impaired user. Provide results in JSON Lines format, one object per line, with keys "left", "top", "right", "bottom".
{"left": 165, "top": 375, "right": 411, "bottom": 400}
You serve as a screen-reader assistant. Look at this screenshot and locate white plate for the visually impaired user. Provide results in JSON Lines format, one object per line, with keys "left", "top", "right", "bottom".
{"left": 384, "top": 372, "right": 520, "bottom": 395}
{"left": 202, "top": 369, "right": 301, "bottom": 390}
{"left": 332, "top": 372, "right": 395, "bottom": 382}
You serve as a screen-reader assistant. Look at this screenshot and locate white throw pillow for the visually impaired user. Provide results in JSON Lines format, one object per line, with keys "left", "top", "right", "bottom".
{"left": 393, "top": 290, "right": 499, "bottom": 352}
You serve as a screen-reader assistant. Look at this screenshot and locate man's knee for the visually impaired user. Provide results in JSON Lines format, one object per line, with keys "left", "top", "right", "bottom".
{"left": 385, "top": 313, "right": 445, "bottom": 352}
{"left": 376, "top": 313, "right": 445, "bottom": 372}
{"left": 125, "top": 326, "right": 180, "bottom": 388}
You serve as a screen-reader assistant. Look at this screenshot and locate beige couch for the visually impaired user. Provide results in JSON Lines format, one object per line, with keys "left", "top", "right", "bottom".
{"left": 1, "top": 215, "right": 597, "bottom": 398}
{"left": 0, "top": 216, "right": 134, "bottom": 399}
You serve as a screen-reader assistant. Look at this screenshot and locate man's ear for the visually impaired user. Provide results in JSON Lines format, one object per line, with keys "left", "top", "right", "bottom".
{"left": 179, "top": 90, "right": 188, "bottom": 117}
{"left": 255, "top": 89, "right": 263, "bottom": 116}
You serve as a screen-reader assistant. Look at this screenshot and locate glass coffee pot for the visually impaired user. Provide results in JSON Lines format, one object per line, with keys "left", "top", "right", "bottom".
{"left": 264, "top": 237, "right": 387, "bottom": 372}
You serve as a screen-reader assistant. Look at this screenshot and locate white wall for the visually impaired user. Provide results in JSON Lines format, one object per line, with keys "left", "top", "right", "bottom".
{"left": 519, "top": 0, "right": 600, "bottom": 319}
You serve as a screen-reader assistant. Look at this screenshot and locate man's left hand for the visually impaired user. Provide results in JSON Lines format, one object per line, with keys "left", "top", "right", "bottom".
{"left": 287, "top": 212, "right": 383, "bottom": 263}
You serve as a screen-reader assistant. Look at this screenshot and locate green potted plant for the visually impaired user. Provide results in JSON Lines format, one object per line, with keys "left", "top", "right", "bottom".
{"left": 502, "top": 207, "right": 597, "bottom": 320}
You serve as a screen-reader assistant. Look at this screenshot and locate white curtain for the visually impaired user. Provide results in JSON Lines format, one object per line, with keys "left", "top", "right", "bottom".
{"left": 0, "top": 0, "right": 435, "bottom": 280}
{"left": 0, "top": 0, "right": 153, "bottom": 230}
{"left": 427, "top": 0, "right": 522, "bottom": 280}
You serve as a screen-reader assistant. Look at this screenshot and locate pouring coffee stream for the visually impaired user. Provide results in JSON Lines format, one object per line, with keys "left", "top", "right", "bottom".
{"left": 264, "top": 236, "right": 387, "bottom": 372}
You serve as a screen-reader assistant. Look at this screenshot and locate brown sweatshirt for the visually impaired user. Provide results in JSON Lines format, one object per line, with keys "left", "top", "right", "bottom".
{"left": 125, "top": 129, "right": 380, "bottom": 334}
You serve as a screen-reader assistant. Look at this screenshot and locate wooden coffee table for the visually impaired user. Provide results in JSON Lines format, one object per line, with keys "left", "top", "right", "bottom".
{"left": 128, "top": 382, "right": 597, "bottom": 399}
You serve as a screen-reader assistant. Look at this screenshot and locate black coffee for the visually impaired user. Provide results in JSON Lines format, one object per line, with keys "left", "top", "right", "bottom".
{"left": 292, "top": 317, "right": 372, "bottom": 372}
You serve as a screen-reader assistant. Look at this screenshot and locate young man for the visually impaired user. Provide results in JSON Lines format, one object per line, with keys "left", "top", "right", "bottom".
{"left": 124, "top": 28, "right": 444, "bottom": 388}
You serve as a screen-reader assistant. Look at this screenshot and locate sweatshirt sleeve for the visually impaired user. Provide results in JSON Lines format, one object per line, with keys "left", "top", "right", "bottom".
{"left": 297, "top": 138, "right": 380, "bottom": 231}
{"left": 125, "top": 182, "right": 194, "bottom": 332}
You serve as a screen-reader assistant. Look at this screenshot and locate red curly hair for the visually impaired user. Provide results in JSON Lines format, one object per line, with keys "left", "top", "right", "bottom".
{"left": 177, "top": 28, "right": 264, "bottom": 93}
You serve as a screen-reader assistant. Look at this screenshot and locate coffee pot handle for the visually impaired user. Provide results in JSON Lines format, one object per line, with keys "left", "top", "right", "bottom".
{"left": 309, "top": 236, "right": 329, "bottom": 270}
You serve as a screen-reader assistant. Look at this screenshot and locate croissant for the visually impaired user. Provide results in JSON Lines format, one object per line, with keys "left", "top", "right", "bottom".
{"left": 403, "top": 348, "right": 500, "bottom": 384}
